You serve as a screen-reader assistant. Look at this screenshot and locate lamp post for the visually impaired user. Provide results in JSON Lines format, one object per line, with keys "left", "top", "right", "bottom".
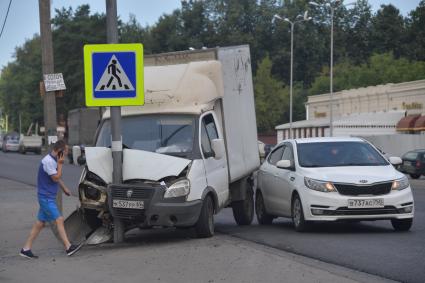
{"left": 309, "top": 0, "right": 355, "bottom": 137}
{"left": 273, "top": 12, "right": 311, "bottom": 139}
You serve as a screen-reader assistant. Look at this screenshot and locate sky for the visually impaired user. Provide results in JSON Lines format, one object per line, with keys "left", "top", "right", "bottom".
{"left": 0, "top": 0, "right": 422, "bottom": 70}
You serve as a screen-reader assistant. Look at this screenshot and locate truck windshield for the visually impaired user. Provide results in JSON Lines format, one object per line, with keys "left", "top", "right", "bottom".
{"left": 297, "top": 141, "right": 389, "bottom": 167}
{"left": 96, "top": 115, "right": 195, "bottom": 157}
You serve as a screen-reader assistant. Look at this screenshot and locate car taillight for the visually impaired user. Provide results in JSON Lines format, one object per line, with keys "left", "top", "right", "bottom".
{"left": 416, "top": 160, "right": 421, "bottom": 168}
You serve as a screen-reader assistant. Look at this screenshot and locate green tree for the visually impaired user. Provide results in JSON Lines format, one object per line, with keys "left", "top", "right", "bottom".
{"left": 254, "top": 56, "right": 289, "bottom": 133}
{"left": 406, "top": 0, "right": 425, "bottom": 61}
{"left": 370, "top": 4, "right": 406, "bottom": 57}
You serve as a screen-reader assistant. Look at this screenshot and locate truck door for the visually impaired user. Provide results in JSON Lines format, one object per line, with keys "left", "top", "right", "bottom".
{"left": 200, "top": 112, "right": 229, "bottom": 208}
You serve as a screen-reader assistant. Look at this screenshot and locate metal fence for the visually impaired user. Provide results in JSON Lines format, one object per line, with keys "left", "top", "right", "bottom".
{"left": 361, "top": 134, "right": 425, "bottom": 157}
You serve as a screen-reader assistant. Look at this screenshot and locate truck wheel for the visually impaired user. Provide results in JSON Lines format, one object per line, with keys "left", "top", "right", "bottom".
{"left": 255, "top": 191, "right": 273, "bottom": 225}
{"left": 232, "top": 186, "right": 254, "bottom": 225}
{"left": 195, "top": 195, "right": 214, "bottom": 238}
{"left": 391, "top": 218, "right": 413, "bottom": 232}
{"left": 113, "top": 218, "right": 125, "bottom": 243}
{"left": 292, "top": 194, "right": 309, "bottom": 232}
{"left": 409, "top": 174, "right": 420, "bottom": 179}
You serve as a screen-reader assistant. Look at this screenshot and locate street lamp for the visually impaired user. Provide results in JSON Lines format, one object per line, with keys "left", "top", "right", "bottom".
{"left": 309, "top": 0, "right": 355, "bottom": 137}
{"left": 273, "top": 12, "right": 312, "bottom": 139}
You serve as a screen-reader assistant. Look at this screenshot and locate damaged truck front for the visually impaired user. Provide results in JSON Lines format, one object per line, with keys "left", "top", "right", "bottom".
{"left": 72, "top": 45, "right": 260, "bottom": 242}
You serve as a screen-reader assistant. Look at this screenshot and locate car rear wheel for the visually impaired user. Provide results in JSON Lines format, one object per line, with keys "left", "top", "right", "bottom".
{"left": 409, "top": 174, "right": 420, "bottom": 179}
{"left": 391, "top": 218, "right": 413, "bottom": 232}
{"left": 255, "top": 191, "right": 273, "bottom": 225}
{"left": 292, "top": 194, "right": 309, "bottom": 232}
{"left": 232, "top": 183, "right": 254, "bottom": 226}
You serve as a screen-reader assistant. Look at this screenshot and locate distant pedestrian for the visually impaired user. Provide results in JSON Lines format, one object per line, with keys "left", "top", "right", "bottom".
{"left": 20, "top": 140, "right": 82, "bottom": 258}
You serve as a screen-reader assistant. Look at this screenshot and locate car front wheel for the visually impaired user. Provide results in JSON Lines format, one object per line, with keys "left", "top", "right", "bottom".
{"left": 391, "top": 218, "right": 412, "bottom": 232}
{"left": 292, "top": 194, "right": 309, "bottom": 232}
{"left": 409, "top": 174, "right": 420, "bottom": 179}
{"left": 255, "top": 191, "right": 273, "bottom": 225}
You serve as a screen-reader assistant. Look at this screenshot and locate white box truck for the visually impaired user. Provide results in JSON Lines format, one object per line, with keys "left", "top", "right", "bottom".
{"left": 72, "top": 45, "right": 260, "bottom": 241}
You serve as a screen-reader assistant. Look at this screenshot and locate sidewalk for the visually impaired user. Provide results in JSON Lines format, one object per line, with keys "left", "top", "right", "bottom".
{"left": 0, "top": 177, "right": 396, "bottom": 283}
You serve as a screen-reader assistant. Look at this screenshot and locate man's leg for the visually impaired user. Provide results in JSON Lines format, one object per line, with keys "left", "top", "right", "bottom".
{"left": 23, "top": 220, "right": 45, "bottom": 250}
{"left": 55, "top": 216, "right": 71, "bottom": 250}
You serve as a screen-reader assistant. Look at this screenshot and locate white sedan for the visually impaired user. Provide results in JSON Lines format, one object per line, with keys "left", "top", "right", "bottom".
{"left": 256, "top": 137, "right": 414, "bottom": 232}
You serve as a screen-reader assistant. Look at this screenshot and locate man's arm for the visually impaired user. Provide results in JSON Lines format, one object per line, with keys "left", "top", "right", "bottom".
{"left": 58, "top": 179, "right": 71, "bottom": 196}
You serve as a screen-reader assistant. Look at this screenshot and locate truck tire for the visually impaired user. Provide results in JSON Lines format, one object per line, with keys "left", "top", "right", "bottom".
{"left": 391, "top": 218, "right": 412, "bottom": 232}
{"left": 255, "top": 191, "right": 273, "bottom": 225}
{"left": 232, "top": 186, "right": 254, "bottom": 225}
{"left": 195, "top": 195, "right": 214, "bottom": 238}
{"left": 113, "top": 218, "right": 125, "bottom": 243}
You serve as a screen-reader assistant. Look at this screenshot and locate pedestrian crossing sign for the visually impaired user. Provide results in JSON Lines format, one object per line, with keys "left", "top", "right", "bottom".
{"left": 84, "top": 43, "right": 144, "bottom": 106}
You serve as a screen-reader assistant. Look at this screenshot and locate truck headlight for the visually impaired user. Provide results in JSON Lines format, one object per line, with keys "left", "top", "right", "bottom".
{"left": 304, "top": 177, "right": 336, "bottom": 193}
{"left": 164, "top": 179, "right": 190, "bottom": 198}
{"left": 392, "top": 176, "right": 409, "bottom": 191}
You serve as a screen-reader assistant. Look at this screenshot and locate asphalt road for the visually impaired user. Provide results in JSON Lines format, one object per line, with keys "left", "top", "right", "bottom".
{"left": 0, "top": 151, "right": 424, "bottom": 283}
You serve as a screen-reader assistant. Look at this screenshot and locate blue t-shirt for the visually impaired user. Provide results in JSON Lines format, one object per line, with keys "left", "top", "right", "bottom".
{"left": 37, "top": 153, "right": 59, "bottom": 200}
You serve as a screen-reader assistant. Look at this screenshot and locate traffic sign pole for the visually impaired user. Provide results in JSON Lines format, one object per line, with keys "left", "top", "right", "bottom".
{"left": 106, "top": 0, "right": 124, "bottom": 243}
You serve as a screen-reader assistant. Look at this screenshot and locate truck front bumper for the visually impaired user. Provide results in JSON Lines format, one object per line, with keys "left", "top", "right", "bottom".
{"left": 108, "top": 183, "right": 202, "bottom": 227}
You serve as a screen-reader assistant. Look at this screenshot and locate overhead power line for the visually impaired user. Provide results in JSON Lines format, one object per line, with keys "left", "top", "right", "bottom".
{"left": 0, "top": 0, "right": 12, "bottom": 39}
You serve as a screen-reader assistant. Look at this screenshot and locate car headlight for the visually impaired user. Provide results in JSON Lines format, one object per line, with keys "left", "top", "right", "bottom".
{"left": 304, "top": 177, "right": 336, "bottom": 193}
{"left": 392, "top": 176, "right": 410, "bottom": 191}
{"left": 164, "top": 179, "right": 190, "bottom": 198}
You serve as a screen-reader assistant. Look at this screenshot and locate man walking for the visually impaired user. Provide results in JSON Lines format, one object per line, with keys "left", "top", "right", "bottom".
{"left": 20, "top": 140, "right": 82, "bottom": 258}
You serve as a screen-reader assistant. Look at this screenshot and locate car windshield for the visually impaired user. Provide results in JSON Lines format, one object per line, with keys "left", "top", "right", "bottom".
{"left": 96, "top": 114, "right": 195, "bottom": 157}
{"left": 297, "top": 141, "right": 389, "bottom": 167}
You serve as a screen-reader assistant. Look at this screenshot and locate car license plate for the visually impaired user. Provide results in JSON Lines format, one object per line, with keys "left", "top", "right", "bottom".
{"left": 348, "top": 199, "right": 384, "bottom": 208}
{"left": 113, "top": 199, "right": 144, "bottom": 209}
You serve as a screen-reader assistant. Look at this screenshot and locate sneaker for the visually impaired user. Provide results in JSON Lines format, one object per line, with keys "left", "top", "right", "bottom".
{"left": 66, "top": 243, "right": 83, "bottom": 256}
{"left": 20, "top": 249, "right": 38, "bottom": 259}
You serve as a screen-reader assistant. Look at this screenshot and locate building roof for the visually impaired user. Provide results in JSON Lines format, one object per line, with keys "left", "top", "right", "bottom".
{"left": 275, "top": 117, "right": 329, "bottom": 130}
{"left": 294, "top": 137, "right": 365, "bottom": 144}
{"left": 275, "top": 111, "right": 406, "bottom": 130}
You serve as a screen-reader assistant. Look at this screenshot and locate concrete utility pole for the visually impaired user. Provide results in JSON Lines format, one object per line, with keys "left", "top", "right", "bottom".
{"left": 106, "top": 0, "right": 124, "bottom": 243}
{"left": 39, "top": 0, "right": 61, "bottom": 212}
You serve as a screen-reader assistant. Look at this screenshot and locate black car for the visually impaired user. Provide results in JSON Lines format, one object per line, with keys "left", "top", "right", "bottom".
{"left": 399, "top": 149, "right": 425, "bottom": 179}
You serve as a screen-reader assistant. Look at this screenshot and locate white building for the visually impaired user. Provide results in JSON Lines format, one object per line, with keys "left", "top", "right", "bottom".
{"left": 276, "top": 79, "right": 425, "bottom": 143}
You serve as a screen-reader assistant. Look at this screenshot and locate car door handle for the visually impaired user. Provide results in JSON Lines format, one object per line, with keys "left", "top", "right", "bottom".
{"left": 290, "top": 176, "right": 295, "bottom": 182}
{"left": 274, "top": 174, "right": 278, "bottom": 177}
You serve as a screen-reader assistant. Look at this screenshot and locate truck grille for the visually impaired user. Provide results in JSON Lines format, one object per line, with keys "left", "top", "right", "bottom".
{"left": 334, "top": 182, "right": 392, "bottom": 196}
{"left": 109, "top": 184, "right": 157, "bottom": 219}
{"left": 111, "top": 186, "right": 154, "bottom": 199}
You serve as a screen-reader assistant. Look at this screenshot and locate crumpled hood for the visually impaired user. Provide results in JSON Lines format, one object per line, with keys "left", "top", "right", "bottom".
{"left": 122, "top": 149, "right": 191, "bottom": 181}
{"left": 301, "top": 165, "right": 403, "bottom": 184}
{"left": 84, "top": 147, "right": 191, "bottom": 183}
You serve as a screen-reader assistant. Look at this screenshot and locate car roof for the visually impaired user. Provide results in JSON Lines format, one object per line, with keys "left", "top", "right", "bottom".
{"left": 285, "top": 137, "right": 365, "bottom": 144}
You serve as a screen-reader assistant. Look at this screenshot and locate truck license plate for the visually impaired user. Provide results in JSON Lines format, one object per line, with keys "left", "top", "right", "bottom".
{"left": 113, "top": 199, "right": 144, "bottom": 209}
{"left": 348, "top": 199, "right": 384, "bottom": 208}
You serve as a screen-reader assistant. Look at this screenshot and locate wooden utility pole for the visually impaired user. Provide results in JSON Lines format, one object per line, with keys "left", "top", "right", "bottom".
{"left": 39, "top": 0, "right": 61, "bottom": 212}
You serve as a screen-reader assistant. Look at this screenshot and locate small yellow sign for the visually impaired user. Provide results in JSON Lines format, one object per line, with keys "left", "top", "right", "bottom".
{"left": 84, "top": 43, "right": 144, "bottom": 107}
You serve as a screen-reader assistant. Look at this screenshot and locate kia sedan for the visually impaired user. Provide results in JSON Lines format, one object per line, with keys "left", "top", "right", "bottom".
{"left": 256, "top": 137, "right": 414, "bottom": 232}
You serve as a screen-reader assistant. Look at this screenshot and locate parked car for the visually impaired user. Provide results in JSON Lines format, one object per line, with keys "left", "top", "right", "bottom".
{"left": 19, "top": 135, "right": 42, "bottom": 154}
{"left": 399, "top": 149, "right": 425, "bottom": 179}
{"left": 256, "top": 137, "right": 414, "bottom": 232}
{"left": 2, "top": 136, "right": 20, "bottom": 152}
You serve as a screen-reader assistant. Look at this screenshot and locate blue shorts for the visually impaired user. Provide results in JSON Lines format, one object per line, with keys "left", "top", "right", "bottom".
{"left": 37, "top": 197, "right": 61, "bottom": 222}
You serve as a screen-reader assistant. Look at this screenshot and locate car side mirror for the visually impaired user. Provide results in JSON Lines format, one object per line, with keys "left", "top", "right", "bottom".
{"left": 211, "top": 138, "right": 225, "bottom": 160}
{"left": 72, "top": 145, "right": 83, "bottom": 166}
{"left": 389, "top": 156, "right": 402, "bottom": 165}
{"left": 276, "top": 159, "right": 292, "bottom": 169}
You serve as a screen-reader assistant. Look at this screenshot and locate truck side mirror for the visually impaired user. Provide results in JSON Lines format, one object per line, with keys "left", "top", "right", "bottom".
{"left": 72, "top": 145, "right": 82, "bottom": 166}
{"left": 211, "top": 139, "right": 225, "bottom": 160}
